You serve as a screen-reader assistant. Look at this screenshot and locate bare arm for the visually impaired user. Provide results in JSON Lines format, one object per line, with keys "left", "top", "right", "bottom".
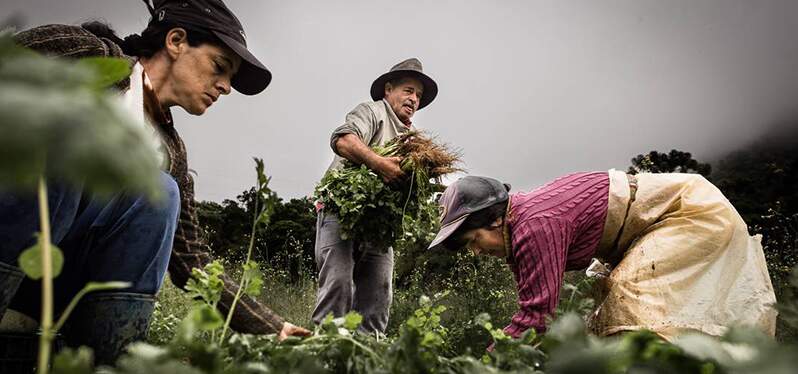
{"left": 334, "top": 133, "right": 404, "bottom": 183}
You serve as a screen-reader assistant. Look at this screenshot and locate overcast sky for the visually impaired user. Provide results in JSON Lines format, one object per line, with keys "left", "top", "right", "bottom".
{"left": 6, "top": 0, "right": 798, "bottom": 202}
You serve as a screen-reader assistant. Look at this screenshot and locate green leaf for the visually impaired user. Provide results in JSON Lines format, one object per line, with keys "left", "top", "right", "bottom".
{"left": 77, "top": 57, "right": 131, "bottom": 89}
{"left": 185, "top": 260, "right": 225, "bottom": 306}
{"left": 342, "top": 312, "right": 363, "bottom": 331}
{"left": 672, "top": 334, "right": 734, "bottom": 366}
{"left": 0, "top": 38, "right": 162, "bottom": 199}
{"left": 81, "top": 281, "right": 131, "bottom": 292}
{"left": 242, "top": 260, "right": 263, "bottom": 297}
{"left": 125, "top": 342, "right": 170, "bottom": 360}
{"left": 254, "top": 157, "right": 266, "bottom": 186}
{"left": 18, "top": 239, "right": 63, "bottom": 279}
{"left": 188, "top": 304, "right": 224, "bottom": 331}
{"left": 52, "top": 346, "right": 94, "bottom": 374}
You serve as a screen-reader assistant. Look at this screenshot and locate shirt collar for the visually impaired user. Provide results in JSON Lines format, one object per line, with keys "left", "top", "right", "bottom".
{"left": 142, "top": 68, "right": 173, "bottom": 126}
{"left": 382, "top": 99, "right": 412, "bottom": 128}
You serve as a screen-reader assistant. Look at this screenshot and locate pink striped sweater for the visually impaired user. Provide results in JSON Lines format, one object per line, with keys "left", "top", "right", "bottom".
{"left": 503, "top": 172, "right": 610, "bottom": 338}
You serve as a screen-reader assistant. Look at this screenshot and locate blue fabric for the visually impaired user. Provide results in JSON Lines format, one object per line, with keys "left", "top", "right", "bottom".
{"left": 0, "top": 172, "right": 180, "bottom": 318}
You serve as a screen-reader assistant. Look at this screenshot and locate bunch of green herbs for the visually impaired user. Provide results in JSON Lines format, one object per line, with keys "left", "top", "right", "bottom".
{"left": 314, "top": 131, "right": 462, "bottom": 249}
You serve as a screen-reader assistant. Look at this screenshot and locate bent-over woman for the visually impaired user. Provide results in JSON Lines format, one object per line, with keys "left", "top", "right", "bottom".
{"left": 429, "top": 170, "right": 776, "bottom": 340}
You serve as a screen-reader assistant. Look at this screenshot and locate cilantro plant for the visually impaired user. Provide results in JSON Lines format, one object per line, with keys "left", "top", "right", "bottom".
{"left": 218, "top": 158, "right": 276, "bottom": 345}
{"left": 314, "top": 131, "right": 460, "bottom": 249}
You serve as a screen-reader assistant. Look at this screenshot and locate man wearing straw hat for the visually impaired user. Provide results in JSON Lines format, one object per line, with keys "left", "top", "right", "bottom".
{"left": 313, "top": 58, "right": 438, "bottom": 333}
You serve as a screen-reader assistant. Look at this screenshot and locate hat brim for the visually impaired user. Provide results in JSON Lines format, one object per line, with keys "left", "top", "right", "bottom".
{"left": 427, "top": 213, "right": 469, "bottom": 250}
{"left": 370, "top": 70, "right": 438, "bottom": 110}
{"left": 213, "top": 31, "right": 272, "bottom": 95}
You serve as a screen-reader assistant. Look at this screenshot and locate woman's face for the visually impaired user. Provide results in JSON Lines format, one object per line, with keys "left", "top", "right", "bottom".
{"left": 461, "top": 217, "right": 506, "bottom": 258}
{"left": 161, "top": 29, "right": 241, "bottom": 115}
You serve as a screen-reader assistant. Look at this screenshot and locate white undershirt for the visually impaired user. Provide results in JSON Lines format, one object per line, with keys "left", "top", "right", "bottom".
{"left": 121, "top": 62, "right": 168, "bottom": 170}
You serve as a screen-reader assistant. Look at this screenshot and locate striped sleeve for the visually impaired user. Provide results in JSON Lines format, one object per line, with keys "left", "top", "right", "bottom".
{"left": 504, "top": 217, "right": 572, "bottom": 338}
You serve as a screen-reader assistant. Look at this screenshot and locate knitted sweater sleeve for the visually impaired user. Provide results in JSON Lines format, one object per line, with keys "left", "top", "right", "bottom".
{"left": 14, "top": 24, "right": 132, "bottom": 91}
{"left": 504, "top": 217, "right": 573, "bottom": 338}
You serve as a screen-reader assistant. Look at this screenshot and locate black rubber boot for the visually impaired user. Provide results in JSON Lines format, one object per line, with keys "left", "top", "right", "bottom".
{"left": 0, "top": 261, "right": 24, "bottom": 321}
{"left": 63, "top": 292, "right": 155, "bottom": 367}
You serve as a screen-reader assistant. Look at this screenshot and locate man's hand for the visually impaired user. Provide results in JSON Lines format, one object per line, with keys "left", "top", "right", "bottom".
{"left": 334, "top": 134, "right": 405, "bottom": 183}
{"left": 375, "top": 156, "right": 405, "bottom": 183}
{"left": 278, "top": 322, "right": 311, "bottom": 341}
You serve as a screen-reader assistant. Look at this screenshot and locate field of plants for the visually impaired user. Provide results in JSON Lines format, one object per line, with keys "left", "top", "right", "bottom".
{"left": 122, "top": 154, "right": 798, "bottom": 374}
{"left": 2, "top": 30, "right": 798, "bottom": 374}
{"left": 62, "top": 258, "right": 798, "bottom": 374}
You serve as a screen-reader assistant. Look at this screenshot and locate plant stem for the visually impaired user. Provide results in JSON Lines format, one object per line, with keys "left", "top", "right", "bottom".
{"left": 53, "top": 287, "right": 88, "bottom": 333}
{"left": 303, "top": 335, "right": 383, "bottom": 361}
{"left": 53, "top": 281, "right": 130, "bottom": 332}
{"left": 219, "top": 185, "right": 260, "bottom": 345}
{"left": 37, "top": 175, "right": 53, "bottom": 374}
{"left": 400, "top": 168, "right": 416, "bottom": 235}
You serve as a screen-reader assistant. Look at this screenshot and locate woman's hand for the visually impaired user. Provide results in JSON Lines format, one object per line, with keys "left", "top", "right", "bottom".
{"left": 278, "top": 322, "right": 311, "bottom": 341}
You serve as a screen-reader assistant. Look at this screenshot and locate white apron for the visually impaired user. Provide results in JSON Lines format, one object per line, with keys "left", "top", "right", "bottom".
{"left": 590, "top": 170, "right": 777, "bottom": 340}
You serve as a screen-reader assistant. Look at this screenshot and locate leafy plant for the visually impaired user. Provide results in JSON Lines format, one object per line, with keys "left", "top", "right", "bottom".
{"left": 184, "top": 260, "right": 226, "bottom": 342}
{"left": 218, "top": 158, "right": 276, "bottom": 344}
{"left": 314, "top": 131, "right": 461, "bottom": 249}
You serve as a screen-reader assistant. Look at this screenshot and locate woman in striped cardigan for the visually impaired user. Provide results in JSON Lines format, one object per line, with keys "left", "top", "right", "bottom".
{"left": 429, "top": 170, "right": 777, "bottom": 341}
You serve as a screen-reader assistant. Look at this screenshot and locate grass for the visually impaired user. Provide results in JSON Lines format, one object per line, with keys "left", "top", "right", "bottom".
{"left": 148, "top": 265, "right": 317, "bottom": 345}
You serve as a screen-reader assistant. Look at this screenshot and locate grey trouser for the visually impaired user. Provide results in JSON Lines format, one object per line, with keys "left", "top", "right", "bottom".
{"left": 311, "top": 211, "right": 393, "bottom": 333}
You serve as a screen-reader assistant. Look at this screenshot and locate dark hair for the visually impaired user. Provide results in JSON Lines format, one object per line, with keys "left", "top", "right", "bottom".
{"left": 81, "top": 20, "right": 220, "bottom": 58}
{"left": 442, "top": 200, "right": 508, "bottom": 251}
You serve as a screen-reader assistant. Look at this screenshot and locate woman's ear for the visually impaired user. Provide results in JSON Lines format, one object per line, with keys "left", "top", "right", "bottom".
{"left": 164, "top": 27, "right": 188, "bottom": 60}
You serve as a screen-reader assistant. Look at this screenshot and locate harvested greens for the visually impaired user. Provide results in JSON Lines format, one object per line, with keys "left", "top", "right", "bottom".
{"left": 314, "top": 131, "right": 462, "bottom": 248}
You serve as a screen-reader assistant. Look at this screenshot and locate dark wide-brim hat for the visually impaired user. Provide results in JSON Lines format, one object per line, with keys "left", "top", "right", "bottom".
{"left": 428, "top": 176, "right": 511, "bottom": 250}
{"left": 150, "top": 0, "right": 271, "bottom": 95}
{"left": 370, "top": 58, "right": 438, "bottom": 110}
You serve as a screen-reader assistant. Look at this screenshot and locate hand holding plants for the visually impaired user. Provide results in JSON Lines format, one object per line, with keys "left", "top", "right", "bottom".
{"left": 374, "top": 155, "right": 405, "bottom": 183}
{"left": 314, "top": 131, "right": 462, "bottom": 248}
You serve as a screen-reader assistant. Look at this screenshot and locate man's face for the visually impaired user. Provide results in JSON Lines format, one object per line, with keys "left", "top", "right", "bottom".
{"left": 384, "top": 77, "right": 424, "bottom": 123}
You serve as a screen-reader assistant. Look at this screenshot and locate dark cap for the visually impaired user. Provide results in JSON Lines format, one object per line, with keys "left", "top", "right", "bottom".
{"left": 148, "top": 0, "right": 271, "bottom": 95}
{"left": 370, "top": 58, "right": 438, "bottom": 110}
{"left": 428, "top": 176, "right": 511, "bottom": 249}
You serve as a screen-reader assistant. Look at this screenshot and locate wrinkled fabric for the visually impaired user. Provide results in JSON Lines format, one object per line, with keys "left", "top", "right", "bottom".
{"left": 0, "top": 261, "right": 24, "bottom": 321}
{"left": 1, "top": 172, "right": 179, "bottom": 320}
{"left": 63, "top": 292, "right": 155, "bottom": 366}
{"left": 325, "top": 99, "right": 414, "bottom": 173}
{"left": 504, "top": 172, "right": 610, "bottom": 337}
{"left": 312, "top": 211, "right": 394, "bottom": 333}
{"left": 590, "top": 170, "right": 778, "bottom": 339}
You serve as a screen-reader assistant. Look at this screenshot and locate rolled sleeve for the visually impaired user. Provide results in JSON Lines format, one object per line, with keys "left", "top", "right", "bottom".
{"left": 329, "top": 103, "right": 379, "bottom": 155}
